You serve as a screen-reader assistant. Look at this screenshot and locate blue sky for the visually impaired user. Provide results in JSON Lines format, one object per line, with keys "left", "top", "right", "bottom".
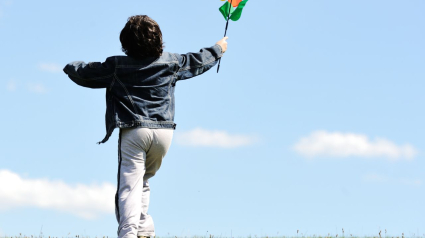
{"left": 0, "top": 0, "right": 424, "bottom": 237}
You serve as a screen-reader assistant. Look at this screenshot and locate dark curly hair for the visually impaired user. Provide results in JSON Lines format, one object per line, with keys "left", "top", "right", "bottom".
{"left": 120, "top": 15, "right": 164, "bottom": 59}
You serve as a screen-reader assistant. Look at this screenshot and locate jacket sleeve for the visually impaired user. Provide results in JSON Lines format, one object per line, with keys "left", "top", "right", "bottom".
{"left": 63, "top": 57, "right": 115, "bottom": 89}
{"left": 176, "top": 44, "right": 223, "bottom": 81}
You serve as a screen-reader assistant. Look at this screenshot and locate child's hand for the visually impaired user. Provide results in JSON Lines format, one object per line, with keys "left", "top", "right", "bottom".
{"left": 216, "top": 37, "right": 228, "bottom": 53}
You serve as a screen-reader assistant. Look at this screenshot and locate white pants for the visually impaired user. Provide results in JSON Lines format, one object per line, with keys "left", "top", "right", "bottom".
{"left": 116, "top": 128, "right": 173, "bottom": 238}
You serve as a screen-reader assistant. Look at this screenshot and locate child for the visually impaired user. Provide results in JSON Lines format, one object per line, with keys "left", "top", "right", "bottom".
{"left": 63, "top": 15, "right": 228, "bottom": 238}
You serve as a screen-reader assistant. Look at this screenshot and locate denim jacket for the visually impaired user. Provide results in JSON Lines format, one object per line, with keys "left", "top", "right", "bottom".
{"left": 63, "top": 44, "right": 223, "bottom": 144}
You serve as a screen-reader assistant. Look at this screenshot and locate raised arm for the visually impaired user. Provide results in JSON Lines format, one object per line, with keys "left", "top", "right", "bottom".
{"left": 176, "top": 37, "right": 228, "bottom": 81}
{"left": 63, "top": 57, "right": 115, "bottom": 89}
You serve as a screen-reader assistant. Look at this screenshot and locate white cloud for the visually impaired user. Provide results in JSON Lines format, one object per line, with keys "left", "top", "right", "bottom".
{"left": 6, "top": 80, "right": 48, "bottom": 94}
{"left": 399, "top": 178, "right": 422, "bottom": 186}
{"left": 27, "top": 82, "right": 47, "bottom": 94}
{"left": 6, "top": 80, "right": 16, "bottom": 91}
{"left": 38, "top": 63, "right": 63, "bottom": 73}
{"left": 293, "top": 131, "right": 417, "bottom": 161}
{"left": 0, "top": 170, "right": 115, "bottom": 219}
{"left": 0, "top": 0, "right": 13, "bottom": 19}
{"left": 175, "top": 128, "right": 258, "bottom": 148}
{"left": 2, "top": 0, "right": 13, "bottom": 6}
{"left": 362, "top": 174, "right": 389, "bottom": 183}
{"left": 363, "top": 173, "right": 422, "bottom": 187}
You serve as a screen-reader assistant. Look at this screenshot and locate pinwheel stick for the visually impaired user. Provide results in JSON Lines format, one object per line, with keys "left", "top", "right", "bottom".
{"left": 217, "top": 0, "right": 233, "bottom": 73}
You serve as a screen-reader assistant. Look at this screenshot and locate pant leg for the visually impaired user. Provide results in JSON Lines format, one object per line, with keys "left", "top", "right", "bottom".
{"left": 144, "top": 129, "right": 174, "bottom": 180}
{"left": 116, "top": 128, "right": 173, "bottom": 238}
{"left": 138, "top": 129, "right": 173, "bottom": 236}
{"left": 116, "top": 128, "right": 152, "bottom": 238}
{"left": 137, "top": 180, "right": 154, "bottom": 236}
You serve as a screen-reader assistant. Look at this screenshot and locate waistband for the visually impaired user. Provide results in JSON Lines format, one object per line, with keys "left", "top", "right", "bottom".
{"left": 98, "top": 120, "right": 176, "bottom": 144}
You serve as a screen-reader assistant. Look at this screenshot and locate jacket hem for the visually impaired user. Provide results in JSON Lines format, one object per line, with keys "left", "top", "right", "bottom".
{"left": 116, "top": 120, "right": 176, "bottom": 129}
{"left": 97, "top": 120, "right": 176, "bottom": 144}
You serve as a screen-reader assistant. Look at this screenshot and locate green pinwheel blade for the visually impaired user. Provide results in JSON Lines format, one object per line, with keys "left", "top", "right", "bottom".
{"left": 219, "top": 1, "right": 235, "bottom": 21}
{"left": 230, "top": 0, "right": 248, "bottom": 21}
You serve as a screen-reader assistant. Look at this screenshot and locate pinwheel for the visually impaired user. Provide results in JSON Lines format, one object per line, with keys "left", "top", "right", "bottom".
{"left": 217, "top": 0, "right": 249, "bottom": 72}
{"left": 219, "top": 0, "right": 249, "bottom": 22}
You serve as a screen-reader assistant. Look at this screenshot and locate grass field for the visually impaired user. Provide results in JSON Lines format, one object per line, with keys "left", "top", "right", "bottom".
{"left": 1, "top": 234, "right": 424, "bottom": 238}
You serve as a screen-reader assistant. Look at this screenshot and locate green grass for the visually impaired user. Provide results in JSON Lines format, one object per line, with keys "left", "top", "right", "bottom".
{"left": 1, "top": 235, "right": 424, "bottom": 238}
